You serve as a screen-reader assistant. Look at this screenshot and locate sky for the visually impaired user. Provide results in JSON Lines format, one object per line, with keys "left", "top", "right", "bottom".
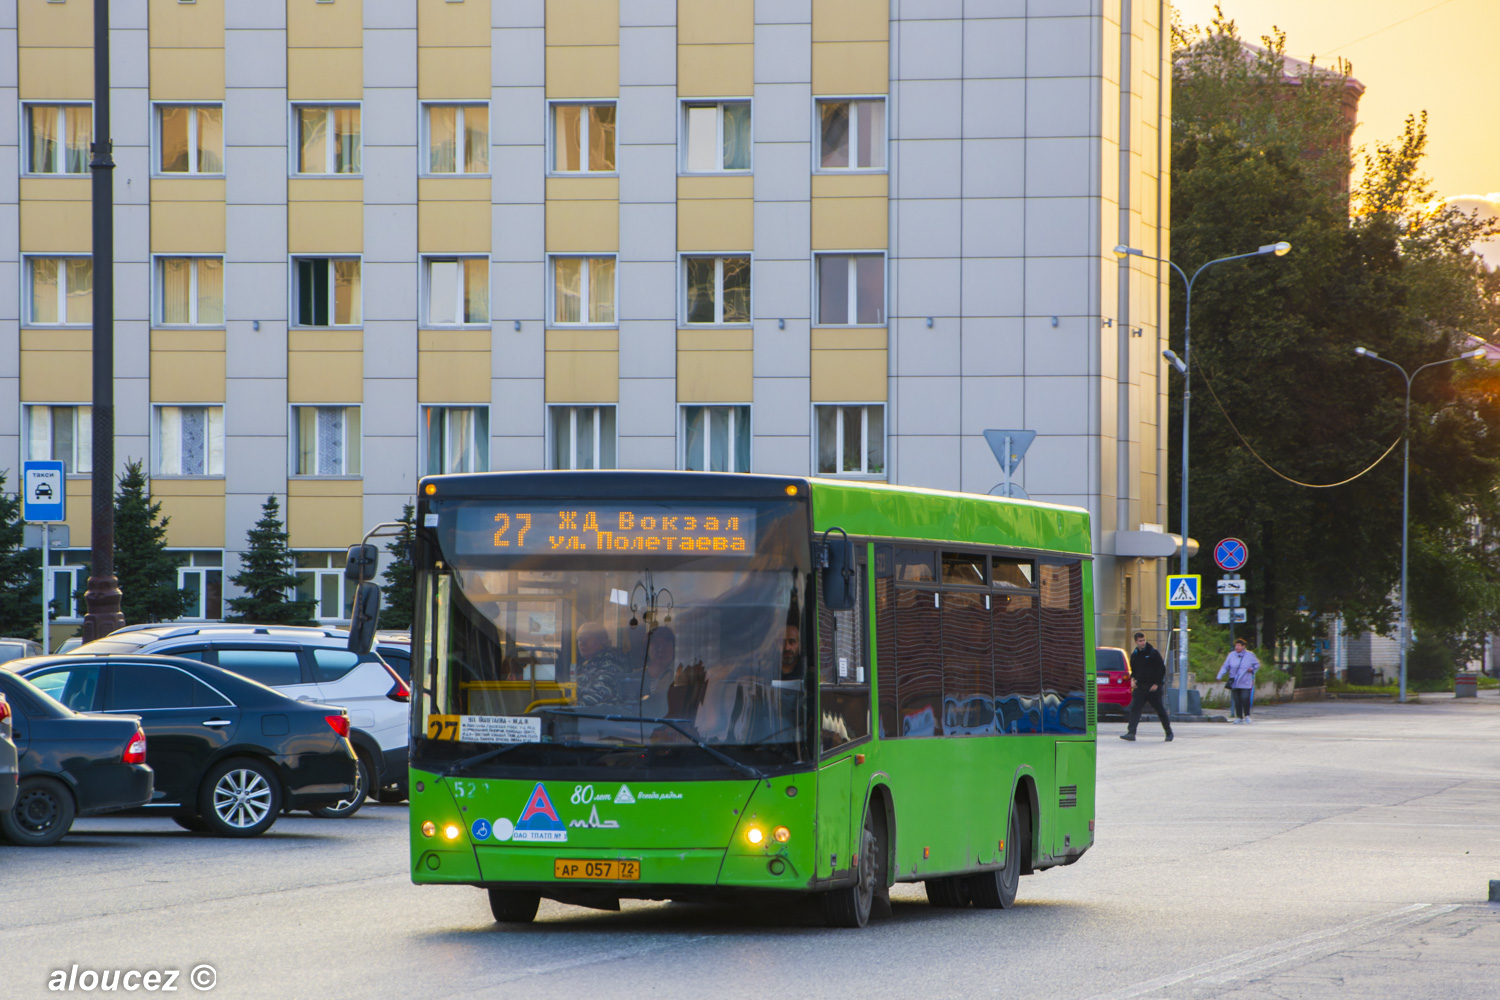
{"left": 1172, "top": 0, "right": 1500, "bottom": 266}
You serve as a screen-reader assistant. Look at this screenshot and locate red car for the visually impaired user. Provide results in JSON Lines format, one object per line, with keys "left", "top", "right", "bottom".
{"left": 1095, "top": 647, "right": 1132, "bottom": 719}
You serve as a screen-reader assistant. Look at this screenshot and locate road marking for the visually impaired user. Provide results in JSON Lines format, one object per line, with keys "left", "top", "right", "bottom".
{"left": 1078, "top": 904, "right": 1457, "bottom": 1000}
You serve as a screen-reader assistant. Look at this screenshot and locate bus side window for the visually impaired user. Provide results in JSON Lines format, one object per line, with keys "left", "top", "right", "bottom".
{"left": 819, "top": 555, "right": 870, "bottom": 752}
{"left": 994, "top": 591, "right": 1040, "bottom": 734}
{"left": 1039, "top": 560, "right": 1087, "bottom": 733}
{"left": 874, "top": 547, "right": 898, "bottom": 738}
{"left": 896, "top": 580, "right": 942, "bottom": 737}
{"left": 940, "top": 590, "right": 993, "bottom": 736}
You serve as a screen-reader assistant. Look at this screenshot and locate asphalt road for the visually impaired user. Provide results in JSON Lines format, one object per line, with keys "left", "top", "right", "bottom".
{"left": 2, "top": 697, "right": 1497, "bottom": 1000}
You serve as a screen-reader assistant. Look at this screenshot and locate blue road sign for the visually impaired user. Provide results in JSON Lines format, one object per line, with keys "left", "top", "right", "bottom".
{"left": 1166, "top": 574, "right": 1202, "bottom": 610}
{"left": 22, "top": 461, "right": 66, "bottom": 523}
{"left": 1214, "top": 538, "right": 1249, "bottom": 572}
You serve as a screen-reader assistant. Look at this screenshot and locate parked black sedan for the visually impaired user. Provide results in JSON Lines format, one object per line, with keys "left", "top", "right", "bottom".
{"left": 0, "top": 671, "right": 153, "bottom": 846}
{"left": 0, "top": 691, "right": 18, "bottom": 814}
{"left": 4, "top": 655, "right": 357, "bottom": 838}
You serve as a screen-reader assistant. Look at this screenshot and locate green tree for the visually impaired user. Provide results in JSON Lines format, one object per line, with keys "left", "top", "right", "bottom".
{"left": 0, "top": 471, "right": 41, "bottom": 639}
{"left": 1171, "top": 9, "right": 1500, "bottom": 659}
{"left": 378, "top": 503, "right": 416, "bottom": 630}
{"left": 113, "top": 460, "right": 191, "bottom": 624}
{"left": 224, "top": 495, "right": 316, "bottom": 626}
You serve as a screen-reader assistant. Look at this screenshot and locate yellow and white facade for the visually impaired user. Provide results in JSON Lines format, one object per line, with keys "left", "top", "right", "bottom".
{"left": 2, "top": 0, "right": 1171, "bottom": 647}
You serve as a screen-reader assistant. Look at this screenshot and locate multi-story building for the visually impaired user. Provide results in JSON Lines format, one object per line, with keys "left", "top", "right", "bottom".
{"left": 2, "top": 0, "right": 1172, "bottom": 648}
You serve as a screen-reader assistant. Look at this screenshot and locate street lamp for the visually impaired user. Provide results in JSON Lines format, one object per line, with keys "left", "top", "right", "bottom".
{"left": 1353, "top": 344, "right": 1486, "bottom": 703}
{"left": 1114, "top": 241, "right": 1292, "bottom": 714}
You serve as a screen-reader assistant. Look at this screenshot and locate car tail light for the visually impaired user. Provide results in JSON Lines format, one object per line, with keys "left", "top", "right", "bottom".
{"left": 385, "top": 666, "right": 411, "bottom": 704}
{"left": 124, "top": 729, "right": 147, "bottom": 764}
{"left": 325, "top": 714, "right": 350, "bottom": 738}
{"left": 0, "top": 696, "right": 10, "bottom": 724}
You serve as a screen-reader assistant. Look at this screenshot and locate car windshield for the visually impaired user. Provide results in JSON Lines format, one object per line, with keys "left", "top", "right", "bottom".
{"left": 71, "top": 633, "right": 158, "bottom": 655}
{"left": 1095, "top": 648, "right": 1128, "bottom": 674}
{"left": 413, "top": 497, "right": 814, "bottom": 777}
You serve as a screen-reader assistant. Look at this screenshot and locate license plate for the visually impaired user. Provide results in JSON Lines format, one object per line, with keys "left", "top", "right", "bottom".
{"left": 554, "top": 859, "right": 640, "bottom": 881}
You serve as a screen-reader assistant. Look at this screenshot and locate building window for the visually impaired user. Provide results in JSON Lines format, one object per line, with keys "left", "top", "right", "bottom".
{"left": 295, "top": 105, "right": 361, "bottom": 174}
{"left": 47, "top": 549, "right": 90, "bottom": 621}
{"left": 551, "top": 256, "right": 616, "bottom": 325}
{"left": 816, "top": 404, "right": 885, "bottom": 477}
{"left": 551, "top": 406, "right": 616, "bottom": 471}
{"left": 24, "top": 405, "right": 92, "bottom": 474}
{"left": 425, "top": 258, "right": 489, "bottom": 326}
{"left": 26, "top": 257, "right": 93, "bottom": 326}
{"left": 293, "top": 258, "right": 361, "bottom": 326}
{"left": 176, "top": 551, "right": 224, "bottom": 621}
{"left": 154, "top": 405, "right": 225, "bottom": 477}
{"left": 292, "top": 406, "right": 361, "bottom": 477}
{"left": 422, "top": 406, "right": 489, "bottom": 475}
{"left": 818, "top": 99, "right": 886, "bottom": 170}
{"left": 683, "top": 256, "right": 750, "bottom": 325}
{"left": 816, "top": 254, "right": 886, "bottom": 325}
{"left": 295, "top": 552, "right": 355, "bottom": 623}
{"left": 25, "top": 104, "right": 91, "bottom": 175}
{"left": 156, "top": 257, "right": 224, "bottom": 326}
{"left": 683, "top": 101, "right": 751, "bottom": 172}
{"left": 157, "top": 104, "right": 223, "bottom": 175}
{"left": 552, "top": 103, "right": 616, "bottom": 173}
{"left": 425, "top": 104, "right": 488, "bottom": 174}
{"left": 682, "top": 405, "right": 751, "bottom": 473}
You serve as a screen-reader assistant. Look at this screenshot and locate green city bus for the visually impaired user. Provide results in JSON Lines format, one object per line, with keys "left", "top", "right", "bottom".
{"left": 406, "top": 471, "right": 1096, "bottom": 927}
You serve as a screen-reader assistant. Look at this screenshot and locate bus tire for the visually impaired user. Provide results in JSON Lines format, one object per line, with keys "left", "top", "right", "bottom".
{"left": 924, "top": 876, "right": 970, "bottom": 908}
{"left": 824, "top": 805, "right": 884, "bottom": 928}
{"left": 967, "top": 805, "right": 1021, "bottom": 909}
{"left": 487, "top": 888, "right": 541, "bottom": 924}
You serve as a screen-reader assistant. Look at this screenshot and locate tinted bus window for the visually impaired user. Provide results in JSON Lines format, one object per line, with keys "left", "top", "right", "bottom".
{"left": 1039, "top": 561, "right": 1086, "bottom": 733}
{"left": 993, "top": 558, "right": 1034, "bottom": 590}
{"left": 896, "top": 587, "right": 941, "bottom": 736}
{"left": 895, "top": 548, "right": 936, "bottom": 584}
{"left": 941, "top": 552, "right": 985, "bottom": 587}
{"left": 874, "top": 562, "right": 898, "bottom": 738}
{"left": 941, "top": 590, "right": 993, "bottom": 735}
{"left": 993, "top": 592, "right": 1040, "bottom": 733}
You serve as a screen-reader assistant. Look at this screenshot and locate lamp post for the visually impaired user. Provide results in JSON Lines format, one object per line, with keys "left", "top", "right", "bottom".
{"left": 1353, "top": 345, "right": 1486, "bottom": 703}
{"left": 1114, "top": 241, "right": 1291, "bottom": 713}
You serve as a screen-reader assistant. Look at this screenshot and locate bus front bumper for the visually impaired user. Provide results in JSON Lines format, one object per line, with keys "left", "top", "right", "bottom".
{"left": 414, "top": 844, "right": 811, "bottom": 892}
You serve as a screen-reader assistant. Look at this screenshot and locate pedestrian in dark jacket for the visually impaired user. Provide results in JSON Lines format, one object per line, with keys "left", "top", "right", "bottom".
{"left": 1121, "top": 632, "right": 1173, "bottom": 742}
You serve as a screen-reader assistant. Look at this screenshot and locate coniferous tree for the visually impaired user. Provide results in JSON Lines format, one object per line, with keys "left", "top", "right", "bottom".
{"left": 377, "top": 503, "right": 416, "bottom": 630}
{"left": 225, "top": 495, "right": 316, "bottom": 625}
{"left": 0, "top": 471, "right": 41, "bottom": 639}
{"left": 113, "top": 460, "right": 191, "bottom": 624}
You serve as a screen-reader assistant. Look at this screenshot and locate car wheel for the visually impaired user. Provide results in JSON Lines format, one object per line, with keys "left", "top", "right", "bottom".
{"left": 199, "top": 758, "right": 282, "bottom": 838}
{"left": 173, "top": 814, "right": 210, "bottom": 833}
{"left": 487, "top": 888, "right": 541, "bottom": 924}
{"left": 311, "top": 752, "right": 371, "bottom": 819}
{"left": 824, "top": 804, "right": 886, "bottom": 928}
{"left": 1, "top": 777, "right": 76, "bottom": 846}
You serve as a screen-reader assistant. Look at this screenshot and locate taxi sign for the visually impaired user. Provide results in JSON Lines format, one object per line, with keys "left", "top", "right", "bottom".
{"left": 1166, "top": 574, "right": 1202, "bottom": 610}
{"left": 22, "top": 461, "right": 66, "bottom": 523}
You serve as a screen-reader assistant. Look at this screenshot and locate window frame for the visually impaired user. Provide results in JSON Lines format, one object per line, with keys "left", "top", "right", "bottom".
{"left": 152, "top": 102, "right": 225, "bottom": 177}
{"left": 289, "top": 404, "right": 363, "bottom": 478}
{"left": 420, "top": 405, "right": 491, "bottom": 477}
{"left": 547, "top": 100, "right": 619, "bottom": 176}
{"left": 548, "top": 254, "right": 618, "bottom": 327}
{"left": 680, "top": 253, "right": 753, "bottom": 326}
{"left": 421, "top": 102, "right": 490, "bottom": 176}
{"left": 153, "top": 255, "right": 226, "bottom": 327}
{"left": 295, "top": 551, "right": 357, "bottom": 624}
{"left": 679, "top": 99, "right": 753, "bottom": 174}
{"left": 422, "top": 255, "right": 491, "bottom": 328}
{"left": 289, "top": 102, "right": 362, "bottom": 176}
{"left": 549, "top": 404, "right": 618, "bottom": 471}
{"left": 46, "top": 549, "right": 91, "bottom": 622}
{"left": 814, "top": 403, "right": 887, "bottom": 479}
{"left": 22, "top": 403, "right": 93, "bottom": 477}
{"left": 152, "top": 403, "right": 227, "bottom": 479}
{"left": 290, "top": 255, "right": 363, "bottom": 328}
{"left": 23, "top": 255, "right": 93, "bottom": 327}
{"left": 174, "top": 550, "right": 226, "bottom": 622}
{"left": 814, "top": 251, "right": 887, "bottom": 327}
{"left": 22, "top": 102, "right": 93, "bottom": 176}
{"left": 813, "top": 96, "right": 888, "bottom": 173}
{"left": 680, "top": 404, "right": 753, "bottom": 473}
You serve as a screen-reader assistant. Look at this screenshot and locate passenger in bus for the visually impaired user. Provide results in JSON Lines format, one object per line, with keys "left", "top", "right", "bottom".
{"left": 575, "top": 621, "right": 630, "bottom": 707}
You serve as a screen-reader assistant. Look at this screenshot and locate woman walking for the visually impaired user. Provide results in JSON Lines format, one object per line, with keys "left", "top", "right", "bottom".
{"left": 1217, "top": 638, "right": 1261, "bottom": 723}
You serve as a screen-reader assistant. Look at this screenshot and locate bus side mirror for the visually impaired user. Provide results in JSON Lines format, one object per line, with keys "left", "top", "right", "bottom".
{"left": 345, "top": 543, "right": 379, "bottom": 582}
{"left": 821, "top": 529, "right": 857, "bottom": 612}
{"left": 348, "top": 581, "right": 382, "bottom": 654}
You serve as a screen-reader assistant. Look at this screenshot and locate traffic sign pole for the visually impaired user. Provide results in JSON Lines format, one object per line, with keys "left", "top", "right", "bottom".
{"left": 41, "top": 528, "right": 49, "bottom": 654}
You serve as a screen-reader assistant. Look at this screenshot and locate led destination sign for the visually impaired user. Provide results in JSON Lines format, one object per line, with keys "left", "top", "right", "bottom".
{"left": 455, "top": 505, "right": 757, "bottom": 556}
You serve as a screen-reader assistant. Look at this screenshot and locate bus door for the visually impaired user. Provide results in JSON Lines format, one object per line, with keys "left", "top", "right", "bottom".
{"left": 816, "top": 755, "right": 854, "bottom": 878}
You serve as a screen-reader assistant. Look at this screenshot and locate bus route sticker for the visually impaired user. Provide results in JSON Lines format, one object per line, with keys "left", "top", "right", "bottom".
{"left": 458, "top": 715, "right": 543, "bottom": 744}
{"left": 511, "top": 783, "right": 567, "bottom": 843}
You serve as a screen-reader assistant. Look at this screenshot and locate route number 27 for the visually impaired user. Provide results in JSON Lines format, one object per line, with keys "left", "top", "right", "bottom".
{"left": 493, "top": 513, "right": 533, "bottom": 548}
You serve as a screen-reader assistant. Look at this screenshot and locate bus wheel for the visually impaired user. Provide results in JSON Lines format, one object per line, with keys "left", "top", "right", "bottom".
{"left": 924, "top": 876, "right": 971, "bottom": 908}
{"left": 967, "top": 805, "right": 1021, "bottom": 908}
{"left": 824, "top": 806, "right": 884, "bottom": 928}
{"left": 487, "top": 888, "right": 541, "bottom": 924}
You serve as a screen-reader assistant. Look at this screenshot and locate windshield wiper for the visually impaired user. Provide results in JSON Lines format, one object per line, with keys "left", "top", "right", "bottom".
{"left": 536, "top": 709, "right": 766, "bottom": 781}
{"left": 444, "top": 741, "right": 530, "bottom": 777}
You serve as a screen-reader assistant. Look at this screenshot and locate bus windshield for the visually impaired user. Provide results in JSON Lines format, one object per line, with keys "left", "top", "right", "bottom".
{"left": 412, "top": 497, "right": 815, "bottom": 778}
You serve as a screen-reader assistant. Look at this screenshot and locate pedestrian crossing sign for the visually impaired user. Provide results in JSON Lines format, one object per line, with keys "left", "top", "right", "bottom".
{"left": 1166, "top": 574, "right": 1202, "bottom": 610}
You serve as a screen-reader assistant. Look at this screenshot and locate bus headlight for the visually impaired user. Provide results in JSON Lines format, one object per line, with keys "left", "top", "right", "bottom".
{"left": 746, "top": 826, "right": 765, "bottom": 846}
{"left": 421, "top": 821, "right": 436, "bottom": 838}
{"left": 443, "top": 823, "right": 461, "bottom": 841}
{"left": 773, "top": 826, "right": 791, "bottom": 843}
